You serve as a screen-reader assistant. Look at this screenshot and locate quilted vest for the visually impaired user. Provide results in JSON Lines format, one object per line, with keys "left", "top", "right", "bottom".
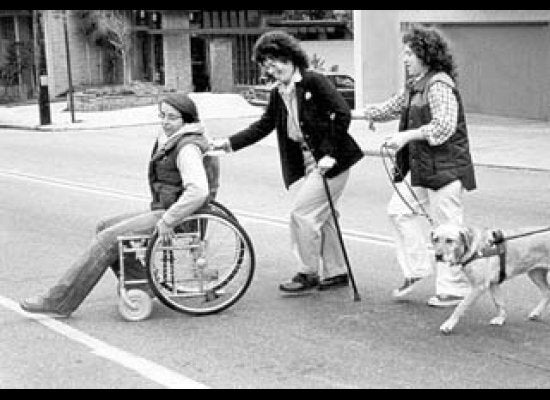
{"left": 394, "top": 71, "right": 476, "bottom": 191}
{"left": 148, "top": 132, "right": 220, "bottom": 211}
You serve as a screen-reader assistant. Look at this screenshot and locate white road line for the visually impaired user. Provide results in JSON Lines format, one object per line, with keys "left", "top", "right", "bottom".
{"left": 0, "top": 295, "right": 208, "bottom": 389}
{"left": 0, "top": 170, "right": 394, "bottom": 247}
{"left": 1, "top": 169, "right": 392, "bottom": 388}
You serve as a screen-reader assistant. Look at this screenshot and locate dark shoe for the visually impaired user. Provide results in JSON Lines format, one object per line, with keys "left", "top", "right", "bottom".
{"left": 279, "top": 273, "right": 319, "bottom": 293}
{"left": 20, "top": 295, "right": 72, "bottom": 318}
{"left": 318, "top": 274, "right": 349, "bottom": 291}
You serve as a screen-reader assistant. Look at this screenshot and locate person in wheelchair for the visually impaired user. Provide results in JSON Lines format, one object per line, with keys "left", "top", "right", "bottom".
{"left": 20, "top": 93, "right": 219, "bottom": 318}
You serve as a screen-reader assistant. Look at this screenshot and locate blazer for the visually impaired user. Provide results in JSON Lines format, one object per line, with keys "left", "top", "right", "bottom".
{"left": 229, "top": 70, "right": 364, "bottom": 188}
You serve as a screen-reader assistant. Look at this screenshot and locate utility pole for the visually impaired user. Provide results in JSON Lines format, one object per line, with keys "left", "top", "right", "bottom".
{"left": 63, "top": 10, "right": 76, "bottom": 123}
{"left": 33, "top": 10, "right": 50, "bottom": 125}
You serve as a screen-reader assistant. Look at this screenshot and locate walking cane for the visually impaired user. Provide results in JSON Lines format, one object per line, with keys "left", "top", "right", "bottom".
{"left": 321, "top": 113, "right": 361, "bottom": 302}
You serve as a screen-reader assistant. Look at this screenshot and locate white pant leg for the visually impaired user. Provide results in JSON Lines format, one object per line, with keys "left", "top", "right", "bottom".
{"left": 428, "top": 180, "right": 471, "bottom": 297}
{"left": 319, "top": 170, "right": 350, "bottom": 279}
{"left": 290, "top": 168, "right": 349, "bottom": 276}
{"left": 387, "top": 174, "right": 434, "bottom": 279}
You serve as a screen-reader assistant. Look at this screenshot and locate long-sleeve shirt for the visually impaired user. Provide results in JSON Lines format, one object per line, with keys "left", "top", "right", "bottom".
{"left": 363, "top": 74, "right": 459, "bottom": 146}
{"left": 156, "top": 124, "right": 209, "bottom": 226}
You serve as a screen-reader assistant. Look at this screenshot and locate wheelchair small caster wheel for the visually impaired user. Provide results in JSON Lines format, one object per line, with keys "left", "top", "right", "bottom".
{"left": 118, "top": 289, "right": 153, "bottom": 321}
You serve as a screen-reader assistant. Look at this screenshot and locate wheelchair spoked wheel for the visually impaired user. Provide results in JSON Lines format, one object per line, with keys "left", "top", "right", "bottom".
{"left": 145, "top": 209, "right": 255, "bottom": 316}
{"left": 208, "top": 199, "right": 238, "bottom": 223}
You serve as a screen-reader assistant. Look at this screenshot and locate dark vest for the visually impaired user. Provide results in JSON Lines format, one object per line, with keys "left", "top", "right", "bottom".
{"left": 148, "top": 132, "right": 219, "bottom": 211}
{"left": 394, "top": 72, "right": 476, "bottom": 191}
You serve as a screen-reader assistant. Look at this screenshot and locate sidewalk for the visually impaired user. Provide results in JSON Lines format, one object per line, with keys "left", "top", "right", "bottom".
{"left": 2, "top": 93, "right": 550, "bottom": 171}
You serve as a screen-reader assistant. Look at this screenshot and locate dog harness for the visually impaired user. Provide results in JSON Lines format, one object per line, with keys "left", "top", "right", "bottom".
{"left": 461, "top": 226, "right": 550, "bottom": 285}
{"left": 461, "top": 230, "right": 507, "bottom": 284}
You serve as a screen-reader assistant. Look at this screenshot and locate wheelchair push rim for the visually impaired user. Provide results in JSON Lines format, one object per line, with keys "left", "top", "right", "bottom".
{"left": 145, "top": 209, "right": 255, "bottom": 316}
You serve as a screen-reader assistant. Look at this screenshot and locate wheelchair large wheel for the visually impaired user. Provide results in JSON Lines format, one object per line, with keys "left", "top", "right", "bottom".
{"left": 208, "top": 199, "right": 238, "bottom": 223}
{"left": 145, "top": 209, "right": 255, "bottom": 316}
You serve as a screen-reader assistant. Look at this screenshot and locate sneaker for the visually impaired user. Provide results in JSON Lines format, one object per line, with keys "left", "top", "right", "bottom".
{"left": 318, "top": 274, "right": 349, "bottom": 291}
{"left": 279, "top": 273, "right": 320, "bottom": 293}
{"left": 427, "top": 294, "right": 464, "bottom": 308}
{"left": 392, "top": 277, "right": 423, "bottom": 298}
{"left": 20, "top": 296, "right": 72, "bottom": 318}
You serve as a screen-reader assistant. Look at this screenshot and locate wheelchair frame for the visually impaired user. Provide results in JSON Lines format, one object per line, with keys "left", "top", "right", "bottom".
{"left": 116, "top": 201, "right": 255, "bottom": 321}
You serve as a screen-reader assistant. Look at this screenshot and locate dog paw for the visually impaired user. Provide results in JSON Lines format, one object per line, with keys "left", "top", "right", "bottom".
{"left": 489, "top": 316, "right": 506, "bottom": 326}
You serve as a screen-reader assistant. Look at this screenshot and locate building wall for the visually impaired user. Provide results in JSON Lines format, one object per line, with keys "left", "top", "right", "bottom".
{"left": 42, "top": 10, "right": 67, "bottom": 97}
{"left": 42, "top": 10, "right": 113, "bottom": 98}
{"left": 439, "top": 23, "right": 550, "bottom": 120}
{"left": 162, "top": 11, "right": 192, "bottom": 91}
{"left": 355, "top": 10, "right": 550, "bottom": 120}
{"left": 353, "top": 10, "right": 402, "bottom": 108}
{"left": 209, "top": 38, "right": 233, "bottom": 93}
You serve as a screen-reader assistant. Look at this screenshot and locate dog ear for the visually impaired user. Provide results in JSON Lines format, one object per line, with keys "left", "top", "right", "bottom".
{"left": 459, "top": 227, "right": 474, "bottom": 255}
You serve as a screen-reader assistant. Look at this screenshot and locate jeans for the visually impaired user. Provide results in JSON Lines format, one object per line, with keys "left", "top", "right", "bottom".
{"left": 40, "top": 209, "right": 164, "bottom": 314}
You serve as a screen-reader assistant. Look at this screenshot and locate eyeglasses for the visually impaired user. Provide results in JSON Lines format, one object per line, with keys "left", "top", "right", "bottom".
{"left": 158, "top": 112, "right": 182, "bottom": 121}
{"left": 261, "top": 58, "right": 285, "bottom": 72}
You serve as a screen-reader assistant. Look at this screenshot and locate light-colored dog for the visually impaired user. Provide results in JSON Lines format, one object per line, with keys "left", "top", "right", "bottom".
{"left": 430, "top": 223, "right": 550, "bottom": 334}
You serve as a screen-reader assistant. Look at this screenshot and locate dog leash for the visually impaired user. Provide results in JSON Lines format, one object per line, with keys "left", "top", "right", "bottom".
{"left": 379, "top": 143, "right": 435, "bottom": 227}
{"left": 493, "top": 226, "right": 550, "bottom": 243}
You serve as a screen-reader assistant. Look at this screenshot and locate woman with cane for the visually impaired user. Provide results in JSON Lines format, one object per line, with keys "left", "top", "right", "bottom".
{"left": 211, "top": 30, "right": 363, "bottom": 294}
{"left": 361, "top": 25, "right": 476, "bottom": 307}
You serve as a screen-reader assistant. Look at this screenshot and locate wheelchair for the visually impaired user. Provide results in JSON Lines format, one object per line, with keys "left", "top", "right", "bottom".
{"left": 116, "top": 200, "right": 255, "bottom": 321}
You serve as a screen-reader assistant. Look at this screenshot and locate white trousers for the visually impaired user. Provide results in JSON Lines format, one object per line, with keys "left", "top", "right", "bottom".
{"left": 289, "top": 168, "right": 350, "bottom": 278}
{"left": 387, "top": 174, "right": 471, "bottom": 297}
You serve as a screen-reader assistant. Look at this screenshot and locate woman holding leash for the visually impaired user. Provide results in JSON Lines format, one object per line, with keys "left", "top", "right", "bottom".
{"left": 361, "top": 25, "right": 476, "bottom": 307}
{"left": 211, "top": 30, "right": 363, "bottom": 293}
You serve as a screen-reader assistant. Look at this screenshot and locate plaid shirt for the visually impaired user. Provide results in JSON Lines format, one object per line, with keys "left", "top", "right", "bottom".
{"left": 364, "top": 80, "right": 458, "bottom": 146}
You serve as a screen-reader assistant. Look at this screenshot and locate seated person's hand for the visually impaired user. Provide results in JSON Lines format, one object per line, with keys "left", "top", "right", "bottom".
{"left": 156, "top": 218, "right": 174, "bottom": 245}
{"left": 317, "top": 155, "right": 336, "bottom": 175}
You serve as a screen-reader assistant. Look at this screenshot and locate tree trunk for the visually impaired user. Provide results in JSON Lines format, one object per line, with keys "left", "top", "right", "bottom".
{"left": 85, "top": 42, "right": 91, "bottom": 85}
{"left": 122, "top": 52, "right": 129, "bottom": 85}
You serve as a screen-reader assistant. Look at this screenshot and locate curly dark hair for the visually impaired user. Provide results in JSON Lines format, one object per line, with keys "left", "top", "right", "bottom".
{"left": 252, "top": 30, "right": 309, "bottom": 71}
{"left": 402, "top": 25, "right": 458, "bottom": 82}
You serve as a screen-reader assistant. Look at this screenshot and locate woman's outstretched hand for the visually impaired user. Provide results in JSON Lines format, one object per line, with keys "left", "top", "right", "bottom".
{"left": 207, "top": 137, "right": 232, "bottom": 155}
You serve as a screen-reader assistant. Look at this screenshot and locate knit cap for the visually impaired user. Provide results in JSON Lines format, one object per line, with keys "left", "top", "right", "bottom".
{"left": 161, "top": 93, "right": 199, "bottom": 122}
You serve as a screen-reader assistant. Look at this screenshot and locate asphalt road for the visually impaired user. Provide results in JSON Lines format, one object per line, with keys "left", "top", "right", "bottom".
{"left": 1, "top": 123, "right": 550, "bottom": 388}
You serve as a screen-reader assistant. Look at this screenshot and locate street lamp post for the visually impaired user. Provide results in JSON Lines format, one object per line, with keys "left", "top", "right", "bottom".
{"left": 33, "top": 10, "right": 51, "bottom": 125}
{"left": 63, "top": 10, "right": 76, "bottom": 123}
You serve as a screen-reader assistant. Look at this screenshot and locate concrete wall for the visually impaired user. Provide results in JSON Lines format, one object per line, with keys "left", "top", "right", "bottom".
{"left": 353, "top": 10, "right": 402, "bottom": 108}
{"left": 209, "top": 38, "right": 233, "bottom": 93}
{"left": 354, "top": 10, "right": 550, "bottom": 120}
{"left": 440, "top": 23, "right": 550, "bottom": 120}
{"left": 162, "top": 11, "right": 192, "bottom": 91}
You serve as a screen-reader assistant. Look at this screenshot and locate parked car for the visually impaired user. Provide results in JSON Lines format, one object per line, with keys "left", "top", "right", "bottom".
{"left": 243, "top": 71, "right": 355, "bottom": 109}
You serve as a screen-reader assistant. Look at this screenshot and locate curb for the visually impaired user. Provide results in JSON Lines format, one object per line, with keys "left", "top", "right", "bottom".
{"left": 2, "top": 123, "right": 549, "bottom": 173}
{"left": 362, "top": 150, "right": 550, "bottom": 173}
{"left": 0, "top": 121, "right": 158, "bottom": 132}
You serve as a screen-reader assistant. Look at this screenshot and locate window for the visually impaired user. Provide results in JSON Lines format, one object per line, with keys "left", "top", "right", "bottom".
{"left": 0, "top": 17, "right": 15, "bottom": 40}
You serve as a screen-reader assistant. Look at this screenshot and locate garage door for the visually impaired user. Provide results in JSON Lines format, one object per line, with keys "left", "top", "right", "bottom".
{"left": 441, "top": 23, "right": 549, "bottom": 120}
